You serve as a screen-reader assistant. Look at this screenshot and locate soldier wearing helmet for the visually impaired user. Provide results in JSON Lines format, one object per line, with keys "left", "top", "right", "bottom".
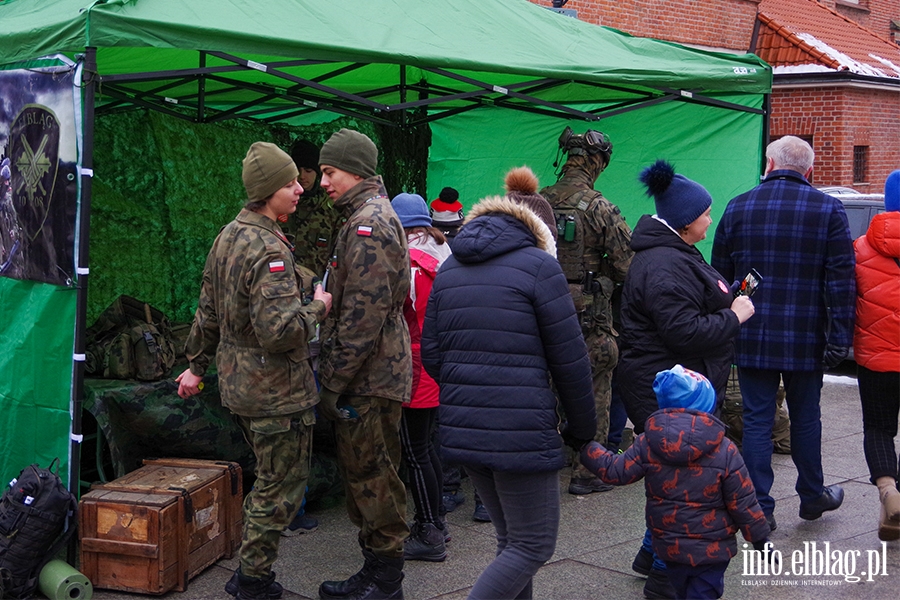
{"left": 540, "top": 127, "right": 634, "bottom": 496}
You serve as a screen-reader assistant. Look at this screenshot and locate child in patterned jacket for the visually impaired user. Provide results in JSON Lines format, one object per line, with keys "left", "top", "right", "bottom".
{"left": 567, "top": 365, "right": 772, "bottom": 599}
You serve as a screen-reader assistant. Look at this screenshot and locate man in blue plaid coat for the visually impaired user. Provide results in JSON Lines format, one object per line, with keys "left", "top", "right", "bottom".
{"left": 711, "top": 135, "right": 855, "bottom": 532}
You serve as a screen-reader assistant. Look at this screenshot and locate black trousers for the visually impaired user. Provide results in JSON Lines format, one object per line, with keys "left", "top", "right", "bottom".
{"left": 400, "top": 406, "right": 443, "bottom": 525}
{"left": 858, "top": 364, "right": 900, "bottom": 483}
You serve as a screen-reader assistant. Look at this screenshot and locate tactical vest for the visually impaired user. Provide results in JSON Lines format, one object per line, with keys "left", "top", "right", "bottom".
{"left": 543, "top": 183, "right": 614, "bottom": 333}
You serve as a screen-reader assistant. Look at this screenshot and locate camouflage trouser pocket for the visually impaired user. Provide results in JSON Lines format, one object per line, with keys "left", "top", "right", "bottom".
{"left": 248, "top": 415, "right": 292, "bottom": 435}
{"left": 588, "top": 332, "right": 619, "bottom": 373}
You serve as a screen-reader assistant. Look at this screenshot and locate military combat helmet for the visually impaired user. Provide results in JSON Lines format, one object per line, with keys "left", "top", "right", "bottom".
{"left": 558, "top": 126, "right": 613, "bottom": 165}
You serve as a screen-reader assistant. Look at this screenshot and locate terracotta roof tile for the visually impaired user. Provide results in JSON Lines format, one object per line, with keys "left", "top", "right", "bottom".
{"left": 757, "top": 0, "right": 900, "bottom": 78}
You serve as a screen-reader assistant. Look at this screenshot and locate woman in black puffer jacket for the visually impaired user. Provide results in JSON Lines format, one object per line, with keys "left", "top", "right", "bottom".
{"left": 421, "top": 194, "right": 595, "bottom": 600}
{"left": 617, "top": 160, "right": 755, "bottom": 598}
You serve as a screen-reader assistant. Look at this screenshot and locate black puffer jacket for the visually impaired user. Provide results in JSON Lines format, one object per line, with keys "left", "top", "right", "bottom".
{"left": 421, "top": 197, "right": 596, "bottom": 472}
{"left": 619, "top": 215, "right": 739, "bottom": 432}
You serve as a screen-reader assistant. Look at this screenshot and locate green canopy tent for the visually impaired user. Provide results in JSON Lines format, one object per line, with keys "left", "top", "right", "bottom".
{"left": 0, "top": 0, "right": 771, "bottom": 491}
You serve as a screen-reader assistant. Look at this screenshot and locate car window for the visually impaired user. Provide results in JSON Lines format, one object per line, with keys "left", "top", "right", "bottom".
{"left": 844, "top": 206, "right": 870, "bottom": 240}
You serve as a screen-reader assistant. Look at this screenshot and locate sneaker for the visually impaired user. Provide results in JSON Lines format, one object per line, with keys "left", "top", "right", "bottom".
{"left": 442, "top": 491, "right": 465, "bottom": 513}
{"left": 643, "top": 567, "right": 676, "bottom": 600}
{"left": 568, "top": 477, "right": 614, "bottom": 495}
{"left": 281, "top": 512, "right": 318, "bottom": 537}
{"left": 404, "top": 522, "right": 447, "bottom": 562}
{"left": 472, "top": 502, "right": 491, "bottom": 522}
{"left": 798, "top": 485, "right": 844, "bottom": 521}
{"left": 766, "top": 512, "right": 777, "bottom": 532}
{"left": 631, "top": 547, "right": 653, "bottom": 577}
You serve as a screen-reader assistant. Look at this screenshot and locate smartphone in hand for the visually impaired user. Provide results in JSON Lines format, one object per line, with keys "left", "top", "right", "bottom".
{"left": 735, "top": 268, "right": 763, "bottom": 297}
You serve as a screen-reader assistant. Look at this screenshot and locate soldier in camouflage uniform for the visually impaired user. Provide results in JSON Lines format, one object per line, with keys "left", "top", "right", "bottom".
{"left": 539, "top": 127, "right": 634, "bottom": 496}
{"left": 279, "top": 139, "right": 345, "bottom": 277}
{"left": 175, "top": 142, "right": 332, "bottom": 600}
{"left": 314, "top": 129, "right": 412, "bottom": 600}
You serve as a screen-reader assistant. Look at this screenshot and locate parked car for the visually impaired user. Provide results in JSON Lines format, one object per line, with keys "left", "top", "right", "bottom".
{"left": 831, "top": 194, "right": 884, "bottom": 364}
{"left": 818, "top": 185, "right": 862, "bottom": 196}
{"left": 839, "top": 195, "right": 885, "bottom": 241}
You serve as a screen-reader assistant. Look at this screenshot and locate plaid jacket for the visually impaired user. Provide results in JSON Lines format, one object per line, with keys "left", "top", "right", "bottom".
{"left": 711, "top": 170, "right": 855, "bottom": 371}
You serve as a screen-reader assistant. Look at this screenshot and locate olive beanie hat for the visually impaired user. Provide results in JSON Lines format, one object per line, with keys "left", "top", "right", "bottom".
{"left": 242, "top": 142, "right": 298, "bottom": 202}
{"left": 319, "top": 128, "right": 378, "bottom": 179}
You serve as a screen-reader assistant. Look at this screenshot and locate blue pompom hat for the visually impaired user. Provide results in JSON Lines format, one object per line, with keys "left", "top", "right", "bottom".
{"left": 653, "top": 365, "right": 716, "bottom": 415}
{"left": 885, "top": 170, "right": 899, "bottom": 213}
{"left": 391, "top": 193, "right": 432, "bottom": 228}
{"left": 639, "top": 160, "right": 713, "bottom": 230}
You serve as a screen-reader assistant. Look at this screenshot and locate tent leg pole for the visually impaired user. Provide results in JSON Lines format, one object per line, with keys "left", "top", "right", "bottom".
{"left": 68, "top": 46, "right": 97, "bottom": 563}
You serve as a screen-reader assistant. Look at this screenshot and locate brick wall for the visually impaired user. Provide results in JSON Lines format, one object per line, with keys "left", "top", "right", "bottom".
{"left": 771, "top": 86, "right": 900, "bottom": 190}
{"left": 834, "top": 0, "right": 898, "bottom": 42}
{"left": 530, "top": 0, "right": 760, "bottom": 51}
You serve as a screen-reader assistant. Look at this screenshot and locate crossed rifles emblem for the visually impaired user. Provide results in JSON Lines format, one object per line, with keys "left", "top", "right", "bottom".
{"left": 15, "top": 133, "right": 52, "bottom": 206}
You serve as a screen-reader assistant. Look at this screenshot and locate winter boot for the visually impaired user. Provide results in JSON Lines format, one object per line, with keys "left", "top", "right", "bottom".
{"left": 227, "top": 570, "right": 284, "bottom": 600}
{"left": 350, "top": 555, "right": 404, "bottom": 600}
{"left": 876, "top": 477, "right": 900, "bottom": 541}
{"left": 403, "top": 521, "right": 447, "bottom": 562}
{"left": 319, "top": 549, "right": 378, "bottom": 599}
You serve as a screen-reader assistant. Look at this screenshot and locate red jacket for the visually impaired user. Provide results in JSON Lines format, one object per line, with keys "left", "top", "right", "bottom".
{"left": 854, "top": 211, "right": 900, "bottom": 372}
{"left": 403, "top": 236, "right": 451, "bottom": 408}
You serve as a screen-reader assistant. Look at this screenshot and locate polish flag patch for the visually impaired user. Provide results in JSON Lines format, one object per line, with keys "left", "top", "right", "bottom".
{"left": 356, "top": 225, "right": 373, "bottom": 237}
{"left": 269, "top": 260, "right": 286, "bottom": 273}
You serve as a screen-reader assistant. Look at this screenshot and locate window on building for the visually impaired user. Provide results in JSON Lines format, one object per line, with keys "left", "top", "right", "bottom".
{"left": 853, "top": 146, "right": 869, "bottom": 183}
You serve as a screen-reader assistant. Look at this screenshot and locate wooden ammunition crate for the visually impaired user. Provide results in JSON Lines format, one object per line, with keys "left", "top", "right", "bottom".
{"left": 79, "top": 458, "right": 242, "bottom": 594}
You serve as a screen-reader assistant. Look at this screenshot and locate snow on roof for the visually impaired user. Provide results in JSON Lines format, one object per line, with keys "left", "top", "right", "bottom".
{"left": 794, "top": 32, "right": 898, "bottom": 77}
{"left": 772, "top": 63, "right": 838, "bottom": 75}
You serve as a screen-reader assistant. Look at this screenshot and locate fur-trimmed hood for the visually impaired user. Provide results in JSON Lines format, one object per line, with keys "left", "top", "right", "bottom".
{"left": 453, "top": 196, "right": 557, "bottom": 264}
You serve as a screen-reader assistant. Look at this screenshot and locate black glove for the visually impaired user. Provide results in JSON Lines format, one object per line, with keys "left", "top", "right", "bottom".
{"left": 560, "top": 421, "right": 593, "bottom": 452}
{"left": 752, "top": 539, "right": 780, "bottom": 568}
{"left": 822, "top": 343, "right": 849, "bottom": 369}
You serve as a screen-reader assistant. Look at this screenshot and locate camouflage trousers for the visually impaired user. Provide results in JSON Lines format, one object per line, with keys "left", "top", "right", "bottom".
{"left": 237, "top": 409, "right": 314, "bottom": 578}
{"left": 571, "top": 328, "right": 619, "bottom": 479}
{"left": 334, "top": 395, "right": 409, "bottom": 558}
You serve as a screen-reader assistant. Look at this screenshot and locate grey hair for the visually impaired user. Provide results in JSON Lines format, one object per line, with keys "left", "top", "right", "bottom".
{"left": 766, "top": 136, "right": 814, "bottom": 173}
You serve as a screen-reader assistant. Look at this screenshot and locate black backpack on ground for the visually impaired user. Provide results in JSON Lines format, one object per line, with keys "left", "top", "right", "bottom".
{"left": 0, "top": 459, "right": 78, "bottom": 599}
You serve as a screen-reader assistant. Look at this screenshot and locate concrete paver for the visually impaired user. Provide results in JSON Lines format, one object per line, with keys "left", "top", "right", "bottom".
{"left": 89, "top": 372, "right": 899, "bottom": 599}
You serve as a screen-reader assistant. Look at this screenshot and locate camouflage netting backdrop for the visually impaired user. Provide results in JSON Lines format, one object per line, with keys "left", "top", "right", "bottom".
{"left": 85, "top": 109, "right": 430, "bottom": 502}
{"left": 89, "top": 109, "right": 429, "bottom": 324}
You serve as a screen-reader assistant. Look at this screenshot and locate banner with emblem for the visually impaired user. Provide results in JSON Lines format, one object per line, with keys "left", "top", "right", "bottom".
{"left": 0, "top": 64, "right": 79, "bottom": 286}
{"left": 0, "top": 58, "right": 81, "bottom": 485}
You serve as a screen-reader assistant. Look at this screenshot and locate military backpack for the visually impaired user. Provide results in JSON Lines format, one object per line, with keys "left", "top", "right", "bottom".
{"left": 85, "top": 295, "right": 177, "bottom": 381}
{"left": 0, "top": 459, "right": 78, "bottom": 599}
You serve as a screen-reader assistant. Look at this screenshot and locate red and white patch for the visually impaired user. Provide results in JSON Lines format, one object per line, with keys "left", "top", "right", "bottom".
{"left": 269, "top": 260, "right": 286, "bottom": 273}
{"left": 356, "top": 225, "right": 373, "bottom": 237}
{"left": 717, "top": 279, "right": 729, "bottom": 294}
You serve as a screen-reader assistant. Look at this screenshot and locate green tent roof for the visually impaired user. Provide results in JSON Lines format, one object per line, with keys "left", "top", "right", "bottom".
{"left": 1, "top": 0, "right": 771, "bottom": 125}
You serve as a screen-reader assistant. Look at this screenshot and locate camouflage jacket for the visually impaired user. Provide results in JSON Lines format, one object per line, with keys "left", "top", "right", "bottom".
{"left": 317, "top": 176, "right": 412, "bottom": 402}
{"left": 541, "top": 168, "right": 633, "bottom": 334}
{"left": 280, "top": 186, "right": 344, "bottom": 276}
{"left": 185, "top": 209, "right": 327, "bottom": 417}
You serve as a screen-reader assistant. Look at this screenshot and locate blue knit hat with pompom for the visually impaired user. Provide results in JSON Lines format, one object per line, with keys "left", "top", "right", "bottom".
{"left": 653, "top": 365, "right": 716, "bottom": 414}
{"left": 885, "top": 170, "right": 899, "bottom": 213}
{"left": 639, "top": 160, "right": 713, "bottom": 230}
